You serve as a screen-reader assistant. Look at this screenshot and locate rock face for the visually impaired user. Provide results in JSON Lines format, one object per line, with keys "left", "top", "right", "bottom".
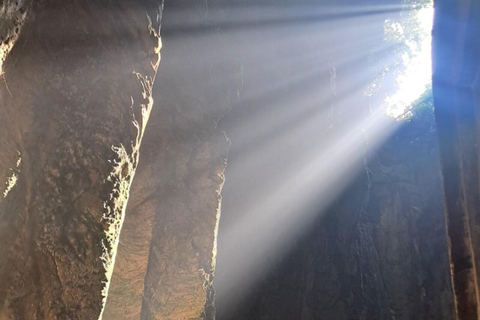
{"left": 0, "top": 0, "right": 162, "bottom": 318}
{"left": 103, "top": 1, "right": 242, "bottom": 319}
{"left": 0, "top": 0, "right": 28, "bottom": 74}
{"left": 433, "top": 0, "right": 480, "bottom": 318}
{"left": 219, "top": 108, "right": 455, "bottom": 320}
{"left": 0, "top": 0, "right": 29, "bottom": 204}
{"left": 0, "top": 0, "right": 240, "bottom": 318}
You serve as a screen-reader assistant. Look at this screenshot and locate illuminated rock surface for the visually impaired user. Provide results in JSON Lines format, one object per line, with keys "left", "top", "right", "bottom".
{"left": 103, "top": 2, "right": 240, "bottom": 318}
{"left": 0, "top": 1, "right": 161, "bottom": 318}
{"left": 1, "top": 0, "right": 239, "bottom": 319}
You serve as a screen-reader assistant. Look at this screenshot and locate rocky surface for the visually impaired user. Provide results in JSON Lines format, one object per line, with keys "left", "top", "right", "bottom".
{"left": 433, "top": 0, "right": 480, "bottom": 318}
{"left": 0, "top": 0, "right": 240, "bottom": 318}
{"left": 103, "top": 1, "right": 242, "bottom": 319}
{"left": 0, "top": 0, "right": 30, "bottom": 204}
{"left": 0, "top": 1, "right": 161, "bottom": 318}
{"left": 0, "top": 0, "right": 29, "bottom": 74}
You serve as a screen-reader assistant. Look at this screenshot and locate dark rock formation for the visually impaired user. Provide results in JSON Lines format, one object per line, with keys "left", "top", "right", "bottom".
{"left": 433, "top": 0, "right": 480, "bottom": 319}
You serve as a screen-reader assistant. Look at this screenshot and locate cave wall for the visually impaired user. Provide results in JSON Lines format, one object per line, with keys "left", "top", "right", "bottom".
{"left": 0, "top": 0, "right": 241, "bottom": 318}
{"left": 433, "top": 0, "right": 480, "bottom": 318}
{"left": 0, "top": 0, "right": 162, "bottom": 318}
{"left": 103, "top": 1, "right": 242, "bottom": 319}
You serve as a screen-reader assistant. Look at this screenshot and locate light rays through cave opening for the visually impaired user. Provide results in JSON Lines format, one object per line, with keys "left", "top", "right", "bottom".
{"left": 201, "top": 0, "right": 436, "bottom": 316}
{"left": 369, "top": 3, "right": 434, "bottom": 119}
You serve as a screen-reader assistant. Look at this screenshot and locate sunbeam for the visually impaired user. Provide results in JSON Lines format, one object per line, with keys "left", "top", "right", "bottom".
{"left": 215, "top": 0, "right": 434, "bottom": 317}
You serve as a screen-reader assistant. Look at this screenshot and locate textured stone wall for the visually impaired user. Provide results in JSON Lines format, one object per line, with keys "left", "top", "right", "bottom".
{"left": 0, "top": 1, "right": 162, "bottom": 318}
{"left": 433, "top": 0, "right": 480, "bottom": 318}
{"left": 103, "top": 0, "right": 242, "bottom": 319}
{"left": 0, "top": 0, "right": 30, "bottom": 206}
{"left": 0, "top": 0, "right": 240, "bottom": 318}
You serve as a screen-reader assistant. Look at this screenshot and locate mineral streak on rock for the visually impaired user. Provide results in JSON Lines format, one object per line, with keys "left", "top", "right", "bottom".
{"left": 99, "top": 9, "right": 163, "bottom": 316}
{"left": 2, "top": 152, "right": 21, "bottom": 198}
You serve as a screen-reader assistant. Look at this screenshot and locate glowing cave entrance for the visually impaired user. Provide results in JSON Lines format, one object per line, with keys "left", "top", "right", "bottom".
{"left": 368, "top": 1, "right": 434, "bottom": 120}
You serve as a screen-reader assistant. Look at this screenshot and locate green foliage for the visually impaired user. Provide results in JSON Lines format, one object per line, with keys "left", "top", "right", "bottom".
{"left": 409, "top": 88, "right": 434, "bottom": 118}
{"left": 384, "top": 1, "right": 432, "bottom": 63}
{"left": 368, "top": 0, "right": 433, "bottom": 120}
{"left": 395, "top": 87, "right": 433, "bottom": 121}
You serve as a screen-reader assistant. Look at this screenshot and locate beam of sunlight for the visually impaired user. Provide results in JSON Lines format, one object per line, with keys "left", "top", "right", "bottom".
{"left": 218, "top": 106, "right": 400, "bottom": 312}
{"left": 215, "top": 1, "right": 434, "bottom": 315}
{"left": 163, "top": 4, "right": 406, "bottom": 34}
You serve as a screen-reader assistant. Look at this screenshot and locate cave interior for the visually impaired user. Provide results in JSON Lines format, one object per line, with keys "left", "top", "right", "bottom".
{"left": 0, "top": 0, "right": 479, "bottom": 319}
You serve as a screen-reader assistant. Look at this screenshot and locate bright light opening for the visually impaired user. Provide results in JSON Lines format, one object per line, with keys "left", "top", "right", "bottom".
{"left": 366, "top": 3, "right": 434, "bottom": 120}
{"left": 385, "top": 5, "right": 433, "bottom": 119}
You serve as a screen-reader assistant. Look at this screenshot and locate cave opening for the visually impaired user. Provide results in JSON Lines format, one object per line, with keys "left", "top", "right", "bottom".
{"left": 380, "top": 2, "right": 434, "bottom": 120}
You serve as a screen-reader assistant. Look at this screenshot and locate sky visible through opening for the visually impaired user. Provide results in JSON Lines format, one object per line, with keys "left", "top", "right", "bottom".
{"left": 383, "top": 4, "right": 434, "bottom": 119}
